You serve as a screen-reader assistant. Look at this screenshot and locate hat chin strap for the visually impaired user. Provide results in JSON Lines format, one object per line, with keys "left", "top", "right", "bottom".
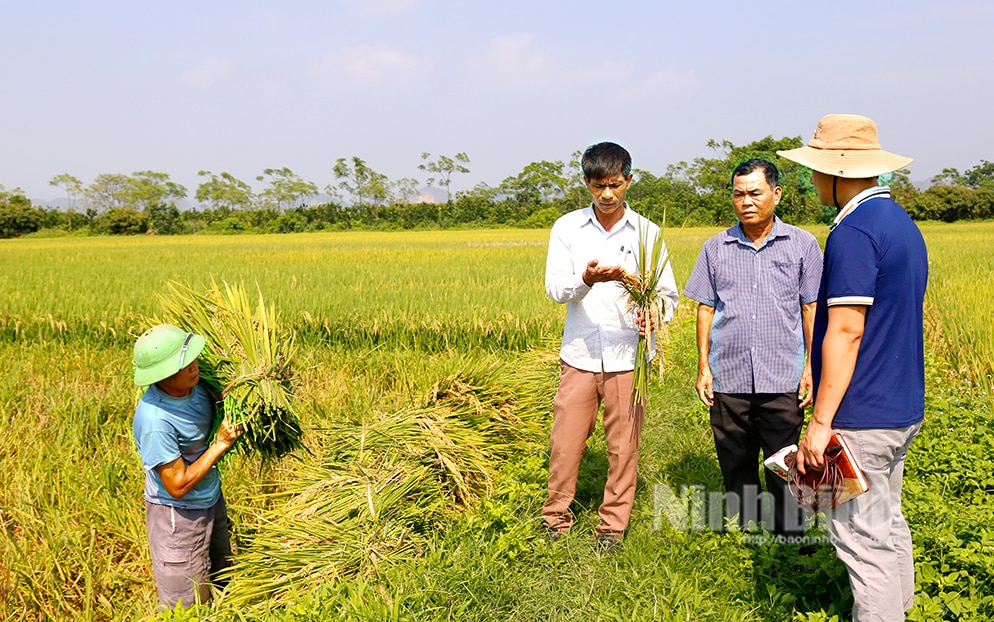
{"left": 833, "top": 176, "right": 841, "bottom": 210}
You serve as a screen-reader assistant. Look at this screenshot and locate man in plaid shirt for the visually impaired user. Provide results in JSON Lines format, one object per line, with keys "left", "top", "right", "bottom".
{"left": 683, "top": 158, "right": 822, "bottom": 538}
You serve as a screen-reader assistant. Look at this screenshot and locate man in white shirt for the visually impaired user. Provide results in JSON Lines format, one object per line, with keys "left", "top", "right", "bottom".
{"left": 542, "top": 142, "right": 679, "bottom": 553}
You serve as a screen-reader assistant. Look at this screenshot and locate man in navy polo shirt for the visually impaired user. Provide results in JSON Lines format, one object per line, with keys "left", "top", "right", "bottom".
{"left": 779, "top": 115, "right": 927, "bottom": 622}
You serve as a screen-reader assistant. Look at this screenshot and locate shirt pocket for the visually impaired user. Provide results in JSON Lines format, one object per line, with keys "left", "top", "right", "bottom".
{"left": 769, "top": 259, "right": 800, "bottom": 302}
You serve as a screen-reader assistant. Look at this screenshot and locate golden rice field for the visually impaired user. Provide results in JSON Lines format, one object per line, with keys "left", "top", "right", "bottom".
{"left": 917, "top": 224, "right": 994, "bottom": 389}
{"left": 1, "top": 222, "right": 991, "bottom": 621}
{"left": 4, "top": 222, "right": 985, "bottom": 376}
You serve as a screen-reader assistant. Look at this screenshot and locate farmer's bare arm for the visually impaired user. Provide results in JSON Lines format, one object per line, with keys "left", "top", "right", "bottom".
{"left": 156, "top": 420, "right": 243, "bottom": 499}
{"left": 796, "top": 305, "right": 865, "bottom": 473}
{"left": 798, "top": 301, "right": 817, "bottom": 408}
{"left": 695, "top": 303, "right": 716, "bottom": 407}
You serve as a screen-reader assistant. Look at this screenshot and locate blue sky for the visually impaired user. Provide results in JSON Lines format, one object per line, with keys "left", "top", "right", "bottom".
{"left": 2, "top": 0, "right": 992, "bottom": 202}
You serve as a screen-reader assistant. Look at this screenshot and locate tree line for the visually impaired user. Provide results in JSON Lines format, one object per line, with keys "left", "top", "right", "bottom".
{"left": 2, "top": 138, "right": 992, "bottom": 239}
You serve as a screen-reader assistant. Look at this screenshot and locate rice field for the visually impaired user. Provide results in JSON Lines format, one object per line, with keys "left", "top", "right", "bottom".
{"left": 1, "top": 222, "right": 991, "bottom": 621}
{"left": 918, "top": 223, "right": 994, "bottom": 390}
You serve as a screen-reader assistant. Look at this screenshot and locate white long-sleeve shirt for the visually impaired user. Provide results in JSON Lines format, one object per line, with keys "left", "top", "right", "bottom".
{"left": 545, "top": 205, "right": 679, "bottom": 373}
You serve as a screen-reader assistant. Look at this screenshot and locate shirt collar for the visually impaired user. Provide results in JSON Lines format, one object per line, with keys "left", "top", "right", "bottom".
{"left": 583, "top": 203, "right": 635, "bottom": 234}
{"left": 832, "top": 186, "right": 891, "bottom": 229}
{"left": 726, "top": 215, "right": 785, "bottom": 247}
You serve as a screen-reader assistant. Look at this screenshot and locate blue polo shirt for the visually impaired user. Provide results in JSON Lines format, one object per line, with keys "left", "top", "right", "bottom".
{"left": 684, "top": 217, "right": 822, "bottom": 393}
{"left": 133, "top": 382, "right": 221, "bottom": 509}
{"left": 812, "top": 187, "right": 928, "bottom": 428}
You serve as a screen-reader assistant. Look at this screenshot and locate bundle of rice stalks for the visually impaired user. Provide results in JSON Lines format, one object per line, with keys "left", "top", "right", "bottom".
{"left": 153, "top": 277, "right": 304, "bottom": 462}
{"left": 619, "top": 218, "right": 670, "bottom": 432}
{"left": 218, "top": 359, "right": 551, "bottom": 609}
{"left": 218, "top": 460, "right": 426, "bottom": 609}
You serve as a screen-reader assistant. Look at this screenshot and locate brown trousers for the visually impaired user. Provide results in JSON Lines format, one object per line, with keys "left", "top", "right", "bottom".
{"left": 542, "top": 361, "right": 642, "bottom": 536}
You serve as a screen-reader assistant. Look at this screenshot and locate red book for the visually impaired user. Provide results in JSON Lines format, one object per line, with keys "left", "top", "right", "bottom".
{"left": 828, "top": 433, "right": 869, "bottom": 506}
{"left": 764, "top": 433, "right": 869, "bottom": 508}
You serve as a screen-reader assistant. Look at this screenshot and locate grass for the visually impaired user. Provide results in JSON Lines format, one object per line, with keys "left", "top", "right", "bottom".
{"left": 1, "top": 223, "right": 992, "bottom": 620}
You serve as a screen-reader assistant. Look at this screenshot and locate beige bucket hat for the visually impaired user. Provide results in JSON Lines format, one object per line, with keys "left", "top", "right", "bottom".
{"left": 777, "top": 114, "right": 913, "bottom": 178}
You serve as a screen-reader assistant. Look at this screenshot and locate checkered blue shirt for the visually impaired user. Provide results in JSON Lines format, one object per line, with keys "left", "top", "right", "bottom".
{"left": 683, "top": 218, "right": 822, "bottom": 393}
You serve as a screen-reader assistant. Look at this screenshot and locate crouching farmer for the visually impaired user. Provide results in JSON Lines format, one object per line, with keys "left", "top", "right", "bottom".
{"left": 132, "top": 324, "right": 243, "bottom": 609}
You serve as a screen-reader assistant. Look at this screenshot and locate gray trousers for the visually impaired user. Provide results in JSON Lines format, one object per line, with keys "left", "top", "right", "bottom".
{"left": 826, "top": 423, "right": 921, "bottom": 622}
{"left": 145, "top": 494, "right": 232, "bottom": 610}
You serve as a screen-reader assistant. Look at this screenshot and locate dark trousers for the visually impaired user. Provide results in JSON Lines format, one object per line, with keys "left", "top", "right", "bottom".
{"left": 710, "top": 392, "right": 805, "bottom": 537}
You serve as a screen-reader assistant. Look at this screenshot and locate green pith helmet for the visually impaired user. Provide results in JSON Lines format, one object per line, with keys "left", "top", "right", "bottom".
{"left": 133, "top": 324, "right": 206, "bottom": 386}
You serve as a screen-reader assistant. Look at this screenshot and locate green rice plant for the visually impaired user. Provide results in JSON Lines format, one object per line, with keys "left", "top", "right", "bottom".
{"left": 619, "top": 217, "right": 671, "bottom": 436}
{"left": 153, "top": 277, "right": 305, "bottom": 462}
{"left": 0, "top": 229, "right": 719, "bottom": 350}
{"left": 0, "top": 342, "right": 156, "bottom": 621}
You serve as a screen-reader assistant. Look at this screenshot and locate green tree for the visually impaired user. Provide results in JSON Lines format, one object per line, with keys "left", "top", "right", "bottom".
{"left": 85, "top": 173, "right": 131, "bottom": 213}
{"left": 91, "top": 207, "right": 148, "bottom": 235}
{"left": 0, "top": 187, "right": 41, "bottom": 238}
{"left": 931, "top": 167, "right": 963, "bottom": 186}
{"left": 392, "top": 177, "right": 422, "bottom": 205}
{"left": 522, "top": 207, "right": 560, "bottom": 228}
{"left": 962, "top": 160, "right": 994, "bottom": 189}
{"left": 267, "top": 209, "right": 310, "bottom": 234}
{"left": 889, "top": 168, "right": 920, "bottom": 211}
{"left": 501, "top": 160, "right": 569, "bottom": 206}
{"left": 0, "top": 185, "right": 30, "bottom": 206}
{"left": 126, "top": 170, "right": 187, "bottom": 212}
{"left": 655, "top": 160, "right": 715, "bottom": 225}
{"left": 974, "top": 187, "right": 994, "bottom": 220}
{"left": 419, "top": 152, "right": 470, "bottom": 203}
{"left": 927, "top": 185, "right": 977, "bottom": 222}
{"left": 917, "top": 161, "right": 994, "bottom": 221}
{"left": 49, "top": 173, "right": 84, "bottom": 232}
{"left": 565, "top": 150, "right": 587, "bottom": 212}
{"left": 664, "top": 135, "right": 819, "bottom": 226}
{"left": 196, "top": 171, "right": 255, "bottom": 212}
{"left": 331, "top": 157, "right": 390, "bottom": 213}
{"left": 256, "top": 168, "right": 318, "bottom": 212}
{"left": 906, "top": 185, "right": 978, "bottom": 222}
{"left": 0, "top": 204, "right": 42, "bottom": 238}
{"left": 452, "top": 183, "right": 499, "bottom": 225}
{"left": 629, "top": 168, "right": 700, "bottom": 227}
{"left": 147, "top": 203, "right": 182, "bottom": 234}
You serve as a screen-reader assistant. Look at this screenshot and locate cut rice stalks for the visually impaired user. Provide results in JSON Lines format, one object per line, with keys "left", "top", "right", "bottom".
{"left": 153, "top": 277, "right": 305, "bottom": 462}
{"left": 619, "top": 216, "right": 670, "bottom": 438}
{"left": 217, "top": 359, "right": 551, "bottom": 609}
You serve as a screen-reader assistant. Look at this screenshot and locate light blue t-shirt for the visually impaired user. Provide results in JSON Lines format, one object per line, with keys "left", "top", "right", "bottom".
{"left": 133, "top": 382, "right": 220, "bottom": 509}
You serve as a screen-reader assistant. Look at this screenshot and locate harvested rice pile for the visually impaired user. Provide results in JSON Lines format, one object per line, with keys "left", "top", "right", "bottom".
{"left": 218, "top": 358, "right": 553, "bottom": 609}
